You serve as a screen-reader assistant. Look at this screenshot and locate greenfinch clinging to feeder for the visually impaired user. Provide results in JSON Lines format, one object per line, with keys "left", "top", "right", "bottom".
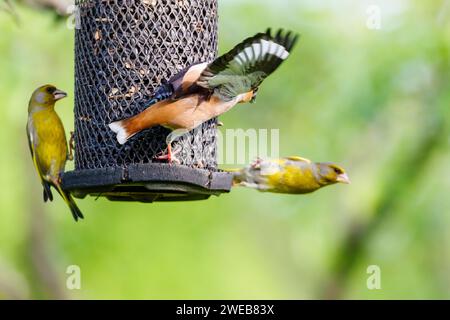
{"left": 26, "top": 85, "right": 83, "bottom": 221}
{"left": 231, "top": 156, "right": 350, "bottom": 194}
{"left": 109, "top": 29, "right": 299, "bottom": 163}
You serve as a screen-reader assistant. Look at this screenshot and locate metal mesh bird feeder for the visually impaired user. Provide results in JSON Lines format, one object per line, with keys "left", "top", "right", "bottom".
{"left": 62, "top": 0, "right": 233, "bottom": 202}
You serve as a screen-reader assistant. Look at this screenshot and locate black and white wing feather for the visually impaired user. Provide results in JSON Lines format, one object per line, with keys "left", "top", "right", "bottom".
{"left": 196, "top": 29, "right": 299, "bottom": 101}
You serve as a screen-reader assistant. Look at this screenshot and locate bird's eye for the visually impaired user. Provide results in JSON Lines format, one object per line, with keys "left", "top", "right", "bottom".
{"left": 46, "top": 87, "right": 55, "bottom": 94}
{"left": 334, "top": 168, "right": 342, "bottom": 174}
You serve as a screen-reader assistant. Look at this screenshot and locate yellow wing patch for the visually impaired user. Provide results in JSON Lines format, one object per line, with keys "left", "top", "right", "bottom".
{"left": 285, "top": 156, "right": 312, "bottom": 163}
{"left": 27, "top": 124, "right": 43, "bottom": 178}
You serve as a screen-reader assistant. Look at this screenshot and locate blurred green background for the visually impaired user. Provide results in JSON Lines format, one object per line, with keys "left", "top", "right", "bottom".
{"left": 0, "top": 0, "right": 449, "bottom": 299}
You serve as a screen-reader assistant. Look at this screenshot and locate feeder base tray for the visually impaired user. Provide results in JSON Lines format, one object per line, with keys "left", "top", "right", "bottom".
{"left": 61, "top": 164, "right": 233, "bottom": 202}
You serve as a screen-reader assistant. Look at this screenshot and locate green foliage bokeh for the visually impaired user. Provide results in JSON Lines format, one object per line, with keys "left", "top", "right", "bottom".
{"left": 0, "top": 0, "right": 449, "bottom": 299}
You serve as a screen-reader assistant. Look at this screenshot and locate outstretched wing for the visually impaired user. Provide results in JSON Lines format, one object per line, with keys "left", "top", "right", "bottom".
{"left": 26, "top": 123, "right": 53, "bottom": 202}
{"left": 197, "top": 29, "right": 299, "bottom": 101}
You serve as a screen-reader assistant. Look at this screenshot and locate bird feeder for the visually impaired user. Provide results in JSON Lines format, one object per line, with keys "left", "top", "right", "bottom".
{"left": 62, "top": 0, "right": 233, "bottom": 202}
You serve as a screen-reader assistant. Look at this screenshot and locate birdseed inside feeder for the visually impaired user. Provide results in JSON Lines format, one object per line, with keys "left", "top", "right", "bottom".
{"left": 62, "top": 0, "right": 233, "bottom": 202}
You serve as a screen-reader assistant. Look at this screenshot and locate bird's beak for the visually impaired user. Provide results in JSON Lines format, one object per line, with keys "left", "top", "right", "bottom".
{"left": 336, "top": 172, "right": 351, "bottom": 184}
{"left": 53, "top": 89, "right": 67, "bottom": 101}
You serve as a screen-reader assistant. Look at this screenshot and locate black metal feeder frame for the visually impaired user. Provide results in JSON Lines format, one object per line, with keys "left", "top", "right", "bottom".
{"left": 62, "top": 0, "right": 233, "bottom": 202}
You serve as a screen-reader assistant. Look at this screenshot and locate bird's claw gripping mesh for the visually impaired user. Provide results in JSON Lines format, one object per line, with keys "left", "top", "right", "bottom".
{"left": 62, "top": 0, "right": 233, "bottom": 202}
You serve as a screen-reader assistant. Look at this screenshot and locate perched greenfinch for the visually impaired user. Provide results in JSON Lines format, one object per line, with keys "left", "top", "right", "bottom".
{"left": 231, "top": 156, "right": 350, "bottom": 194}
{"left": 26, "top": 85, "right": 83, "bottom": 221}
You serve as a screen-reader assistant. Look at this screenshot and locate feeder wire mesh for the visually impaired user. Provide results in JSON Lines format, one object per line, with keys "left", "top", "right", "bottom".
{"left": 63, "top": 0, "right": 232, "bottom": 202}
{"left": 74, "top": 0, "right": 218, "bottom": 170}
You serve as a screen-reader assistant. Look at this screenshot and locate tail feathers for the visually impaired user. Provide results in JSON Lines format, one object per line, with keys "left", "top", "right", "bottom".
{"left": 224, "top": 168, "right": 244, "bottom": 186}
{"left": 109, "top": 119, "right": 137, "bottom": 145}
{"left": 66, "top": 193, "right": 84, "bottom": 222}
{"left": 43, "top": 182, "right": 53, "bottom": 202}
{"left": 54, "top": 184, "right": 84, "bottom": 222}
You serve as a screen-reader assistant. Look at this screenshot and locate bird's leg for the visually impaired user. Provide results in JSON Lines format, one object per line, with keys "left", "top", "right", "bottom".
{"left": 68, "top": 131, "right": 75, "bottom": 161}
{"left": 154, "top": 143, "right": 181, "bottom": 165}
{"left": 153, "top": 129, "right": 188, "bottom": 164}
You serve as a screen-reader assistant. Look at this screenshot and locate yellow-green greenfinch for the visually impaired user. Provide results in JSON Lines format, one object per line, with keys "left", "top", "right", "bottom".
{"left": 26, "top": 85, "right": 83, "bottom": 221}
{"left": 231, "top": 156, "right": 350, "bottom": 194}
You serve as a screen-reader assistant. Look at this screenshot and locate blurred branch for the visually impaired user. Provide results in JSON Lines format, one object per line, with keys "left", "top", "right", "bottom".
{"left": 22, "top": 140, "right": 68, "bottom": 299}
{"left": 0, "top": 258, "right": 30, "bottom": 299}
{"left": 4, "top": 0, "right": 71, "bottom": 18}
{"left": 21, "top": 0, "right": 71, "bottom": 16}
{"left": 321, "top": 30, "right": 449, "bottom": 297}
{"left": 1, "top": 0, "right": 20, "bottom": 24}
{"left": 27, "top": 199, "right": 69, "bottom": 299}
{"left": 322, "top": 118, "right": 445, "bottom": 299}
{"left": 0, "top": 129, "right": 66, "bottom": 300}
{"left": 437, "top": 0, "right": 450, "bottom": 25}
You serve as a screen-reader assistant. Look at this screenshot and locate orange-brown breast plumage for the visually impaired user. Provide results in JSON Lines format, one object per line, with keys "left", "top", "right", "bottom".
{"left": 109, "top": 29, "right": 299, "bottom": 146}
{"left": 110, "top": 92, "right": 251, "bottom": 144}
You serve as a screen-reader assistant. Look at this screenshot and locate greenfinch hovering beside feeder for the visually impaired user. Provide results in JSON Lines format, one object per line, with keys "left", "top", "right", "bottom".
{"left": 231, "top": 156, "right": 350, "bottom": 194}
{"left": 26, "top": 85, "right": 83, "bottom": 221}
